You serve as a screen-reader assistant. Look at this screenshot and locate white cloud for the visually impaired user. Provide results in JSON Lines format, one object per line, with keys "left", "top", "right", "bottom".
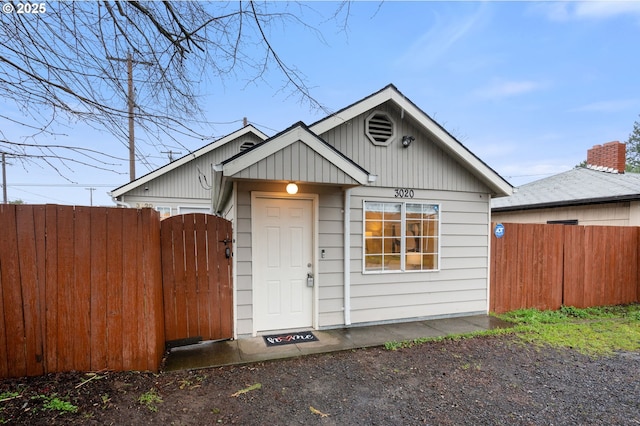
{"left": 570, "top": 98, "right": 640, "bottom": 113}
{"left": 473, "top": 80, "right": 547, "bottom": 100}
{"left": 393, "top": 4, "right": 487, "bottom": 70}
{"left": 573, "top": 1, "right": 640, "bottom": 19}
{"left": 532, "top": 1, "right": 640, "bottom": 22}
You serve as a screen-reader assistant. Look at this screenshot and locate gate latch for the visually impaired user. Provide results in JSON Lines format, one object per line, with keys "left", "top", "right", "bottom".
{"left": 220, "top": 238, "right": 232, "bottom": 258}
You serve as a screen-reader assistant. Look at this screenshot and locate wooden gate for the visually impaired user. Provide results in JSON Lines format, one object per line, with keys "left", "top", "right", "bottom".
{"left": 161, "top": 214, "right": 233, "bottom": 344}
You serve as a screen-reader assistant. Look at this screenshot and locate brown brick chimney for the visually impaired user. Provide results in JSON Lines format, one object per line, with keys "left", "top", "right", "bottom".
{"left": 586, "top": 141, "right": 626, "bottom": 173}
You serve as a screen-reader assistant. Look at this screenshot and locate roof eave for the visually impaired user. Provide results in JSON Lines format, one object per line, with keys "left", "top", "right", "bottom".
{"left": 492, "top": 194, "right": 640, "bottom": 212}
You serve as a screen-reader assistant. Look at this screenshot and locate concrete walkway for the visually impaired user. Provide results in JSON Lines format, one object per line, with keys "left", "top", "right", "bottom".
{"left": 164, "top": 315, "right": 511, "bottom": 372}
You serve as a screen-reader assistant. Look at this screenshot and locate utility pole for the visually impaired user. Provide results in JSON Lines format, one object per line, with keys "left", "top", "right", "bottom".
{"left": 85, "top": 187, "right": 96, "bottom": 206}
{"left": 107, "top": 53, "right": 152, "bottom": 182}
{"left": 161, "top": 150, "right": 182, "bottom": 162}
{"left": 2, "top": 152, "right": 7, "bottom": 204}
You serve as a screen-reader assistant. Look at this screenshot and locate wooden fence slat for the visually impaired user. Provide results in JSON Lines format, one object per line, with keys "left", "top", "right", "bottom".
{"left": 73, "top": 206, "right": 91, "bottom": 371}
{"left": 16, "top": 206, "right": 44, "bottom": 376}
{"left": 145, "top": 209, "right": 164, "bottom": 371}
{"left": 0, "top": 205, "right": 15, "bottom": 377}
{"left": 160, "top": 217, "right": 177, "bottom": 342}
{"left": 183, "top": 214, "right": 199, "bottom": 338}
{"left": 44, "top": 205, "right": 58, "bottom": 373}
{"left": 33, "top": 206, "right": 47, "bottom": 374}
{"left": 132, "top": 210, "right": 146, "bottom": 371}
{"left": 2, "top": 205, "right": 27, "bottom": 377}
{"left": 172, "top": 216, "right": 188, "bottom": 340}
{"left": 121, "top": 209, "right": 138, "bottom": 370}
{"left": 195, "top": 214, "right": 211, "bottom": 339}
{"left": 56, "top": 206, "right": 75, "bottom": 372}
{"left": 90, "top": 207, "right": 108, "bottom": 371}
{"left": 140, "top": 209, "right": 162, "bottom": 371}
{"left": 106, "top": 209, "right": 124, "bottom": 371}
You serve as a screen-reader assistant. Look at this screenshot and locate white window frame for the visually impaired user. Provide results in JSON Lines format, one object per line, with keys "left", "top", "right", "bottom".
{"left": 362, "top": 200, "right": 441, "bottom": 274}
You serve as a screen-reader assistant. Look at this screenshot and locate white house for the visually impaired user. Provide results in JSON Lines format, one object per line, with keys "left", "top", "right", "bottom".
{"left": 111, "top": 84, "right": 512, "bottom": 338}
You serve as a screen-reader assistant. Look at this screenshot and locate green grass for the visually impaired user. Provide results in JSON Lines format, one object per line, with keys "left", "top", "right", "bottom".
{"left": 384, "top": 304, "right": 640, "bottom": 357}
{"left": 31, "top": 394, "right": 78, "bottom": 414}
{"left": 498, "top": 304, "right": 640, "bottom": 356}
{"left": 138, "top": 388, "right": 163, "bottom": 412}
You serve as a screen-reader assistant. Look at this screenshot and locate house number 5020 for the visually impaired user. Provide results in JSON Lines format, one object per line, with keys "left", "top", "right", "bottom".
{"left": 394, "top": 188, "right": 414, "bottom": 198}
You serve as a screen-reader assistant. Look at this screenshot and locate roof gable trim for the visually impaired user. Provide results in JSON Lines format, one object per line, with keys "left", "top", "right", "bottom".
{"left": 310, "top": 85, "right": 512, "bottom": 197}
{"left": 110, "top": 125, "right": 267, "bottom": 198}
{"left": 222, "top": 126, "right": 371, "bottom": 185}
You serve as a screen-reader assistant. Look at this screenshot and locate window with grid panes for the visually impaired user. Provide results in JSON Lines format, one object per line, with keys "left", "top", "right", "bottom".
{"left": 364, "top": 201, "right": 439, "bottom": 272}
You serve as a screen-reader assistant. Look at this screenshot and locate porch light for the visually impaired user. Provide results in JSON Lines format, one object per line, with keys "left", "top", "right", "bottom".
{"left": 286, "top": 182, "right": 298, "bottom": 194}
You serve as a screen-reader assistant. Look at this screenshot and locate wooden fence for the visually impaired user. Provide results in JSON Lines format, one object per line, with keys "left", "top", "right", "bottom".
{"left": 161, "top": 213, "right": 233, "bottom": 344}
{"left": 490, "top": 223, "right": 640, "bottom": 313}
{"left": 0, "top": 205, "right": 165, "bottom": 378}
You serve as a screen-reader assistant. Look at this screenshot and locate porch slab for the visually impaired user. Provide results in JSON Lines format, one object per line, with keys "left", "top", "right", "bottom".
{"left": 162, "top": 315, "right": 512, "bottom": 372}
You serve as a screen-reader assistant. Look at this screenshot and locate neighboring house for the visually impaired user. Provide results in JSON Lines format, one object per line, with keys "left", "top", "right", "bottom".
{"left": 111, "top": 84, "right": 512, "bottom": 338}
{"left": 492, "top": 142, "right": 640, "bottom": 226}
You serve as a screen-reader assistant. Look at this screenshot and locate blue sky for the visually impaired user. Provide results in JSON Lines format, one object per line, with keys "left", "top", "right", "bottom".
{"left": 4, "top": 1, "right": 640, "bottom": 206}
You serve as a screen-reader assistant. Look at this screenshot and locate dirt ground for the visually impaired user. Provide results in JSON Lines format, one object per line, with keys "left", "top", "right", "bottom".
{"left": 1, "top": 335, "right": 638, "bottom": 425}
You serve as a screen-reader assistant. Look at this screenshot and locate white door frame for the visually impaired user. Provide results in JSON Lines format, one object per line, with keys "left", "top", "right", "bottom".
{"left": 250, "top": 191, "right": 319, "bottom": 336}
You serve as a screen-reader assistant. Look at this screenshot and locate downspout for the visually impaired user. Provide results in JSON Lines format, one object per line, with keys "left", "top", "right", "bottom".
{"left": 343, "top": 188, "right": 352, "bottom": 326}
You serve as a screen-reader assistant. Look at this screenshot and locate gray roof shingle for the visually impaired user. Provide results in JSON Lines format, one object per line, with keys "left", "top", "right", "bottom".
{"left": 491, "top": 168, "right": 640, "bottom": 211}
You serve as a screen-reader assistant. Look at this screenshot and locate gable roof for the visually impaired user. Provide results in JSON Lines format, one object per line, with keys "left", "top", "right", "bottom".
{"left": 491, "top": 168, "right": 640, "bottom": 212}
{"left": 218, "top": 122, "right": 372, "bottom": 185}
{"left": 110, "top": 125, "right": 267, "bottom": 198}
{"left": 310, "top": 84, "right": 513, "bottom": 197}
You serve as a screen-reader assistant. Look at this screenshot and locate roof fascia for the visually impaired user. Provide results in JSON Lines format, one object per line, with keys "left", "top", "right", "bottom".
{"left": 222, "top": 126, "right": 371, "bottom": 185}
{"left": 110, "top": 125, "right": 267, "bottom": 198}
{"left": 309, "top": 86, "right": 394, "bottom": 135}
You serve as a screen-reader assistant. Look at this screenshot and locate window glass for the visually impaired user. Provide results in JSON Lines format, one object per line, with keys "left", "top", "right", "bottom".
{"left": 364, "top": 201, "right": 439, "bottom": 272}
{"left": 155, "top": 206, "right": 171, "bottom": 219}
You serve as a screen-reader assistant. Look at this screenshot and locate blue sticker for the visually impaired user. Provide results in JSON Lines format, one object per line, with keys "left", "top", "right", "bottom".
{"left": 494, "top": 223, "right": 505, "bottom": 239}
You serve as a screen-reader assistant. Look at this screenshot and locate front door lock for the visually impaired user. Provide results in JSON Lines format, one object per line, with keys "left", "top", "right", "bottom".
{"left": 307, "top": 273, "right": 314, "bottom": 287}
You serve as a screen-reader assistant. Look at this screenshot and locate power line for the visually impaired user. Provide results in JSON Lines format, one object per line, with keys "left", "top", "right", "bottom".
{"left": 7, "top": 183, "right": 117, "bottom": 187}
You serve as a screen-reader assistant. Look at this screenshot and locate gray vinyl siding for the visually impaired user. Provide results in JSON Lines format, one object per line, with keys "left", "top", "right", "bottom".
{"left": 122, "top": 134, "right": 264, "bottom": 199}
{"left": 318, "top": 101, "right": 487, "bottom": 193}
{"left": 232, "top": 141, "right": 360, "bottom": 185}
{"left": 233, "top": 181, "right": 345, "bottom": 336}
{"left": 347, "top": 186, "right": 491, "bottom": 325}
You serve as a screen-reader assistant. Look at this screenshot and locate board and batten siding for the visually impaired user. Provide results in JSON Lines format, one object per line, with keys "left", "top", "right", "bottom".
{"left": 233, "top": 181, "right": 346, "bottom": 336}
{"left": 232, "top": 141, "right": 361, "bottom": 185}
{"left": 347, "top": 186, "right": 491, "bottom": 325}
{"left": 317, "top": 101, "right": 489, "bottom": 193}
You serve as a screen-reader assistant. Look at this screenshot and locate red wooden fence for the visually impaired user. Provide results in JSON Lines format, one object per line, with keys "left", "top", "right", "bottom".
{"left": 161, "top": 213, "right": 233, "bottom": 343}
{"left": 490, "top": 223, "right": 640, "bottom": 313}
{"left": 0, "top": 205, "right": 165, "bottom": 378}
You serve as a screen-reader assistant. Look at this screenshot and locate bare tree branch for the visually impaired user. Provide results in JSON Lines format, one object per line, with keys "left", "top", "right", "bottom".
{"left": 0, "top": 1, "right": 350, "bottom": 178}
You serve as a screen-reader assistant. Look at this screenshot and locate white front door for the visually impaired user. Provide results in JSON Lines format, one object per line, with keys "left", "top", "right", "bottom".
{"left": 253, "top": 196, "right": 314, "bottom": 332}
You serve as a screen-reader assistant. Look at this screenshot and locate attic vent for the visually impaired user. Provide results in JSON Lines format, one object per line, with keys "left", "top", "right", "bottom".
{"left": 365, "top": 111, "right": 396, "bottom": 146}
{"left": 240, "top": 140, "right": 255, "bottom": 151}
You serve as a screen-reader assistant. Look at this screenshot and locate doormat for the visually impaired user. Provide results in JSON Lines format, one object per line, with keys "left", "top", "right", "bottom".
{"left": 263, "top": 331, "right": 318, "bottom": 347}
